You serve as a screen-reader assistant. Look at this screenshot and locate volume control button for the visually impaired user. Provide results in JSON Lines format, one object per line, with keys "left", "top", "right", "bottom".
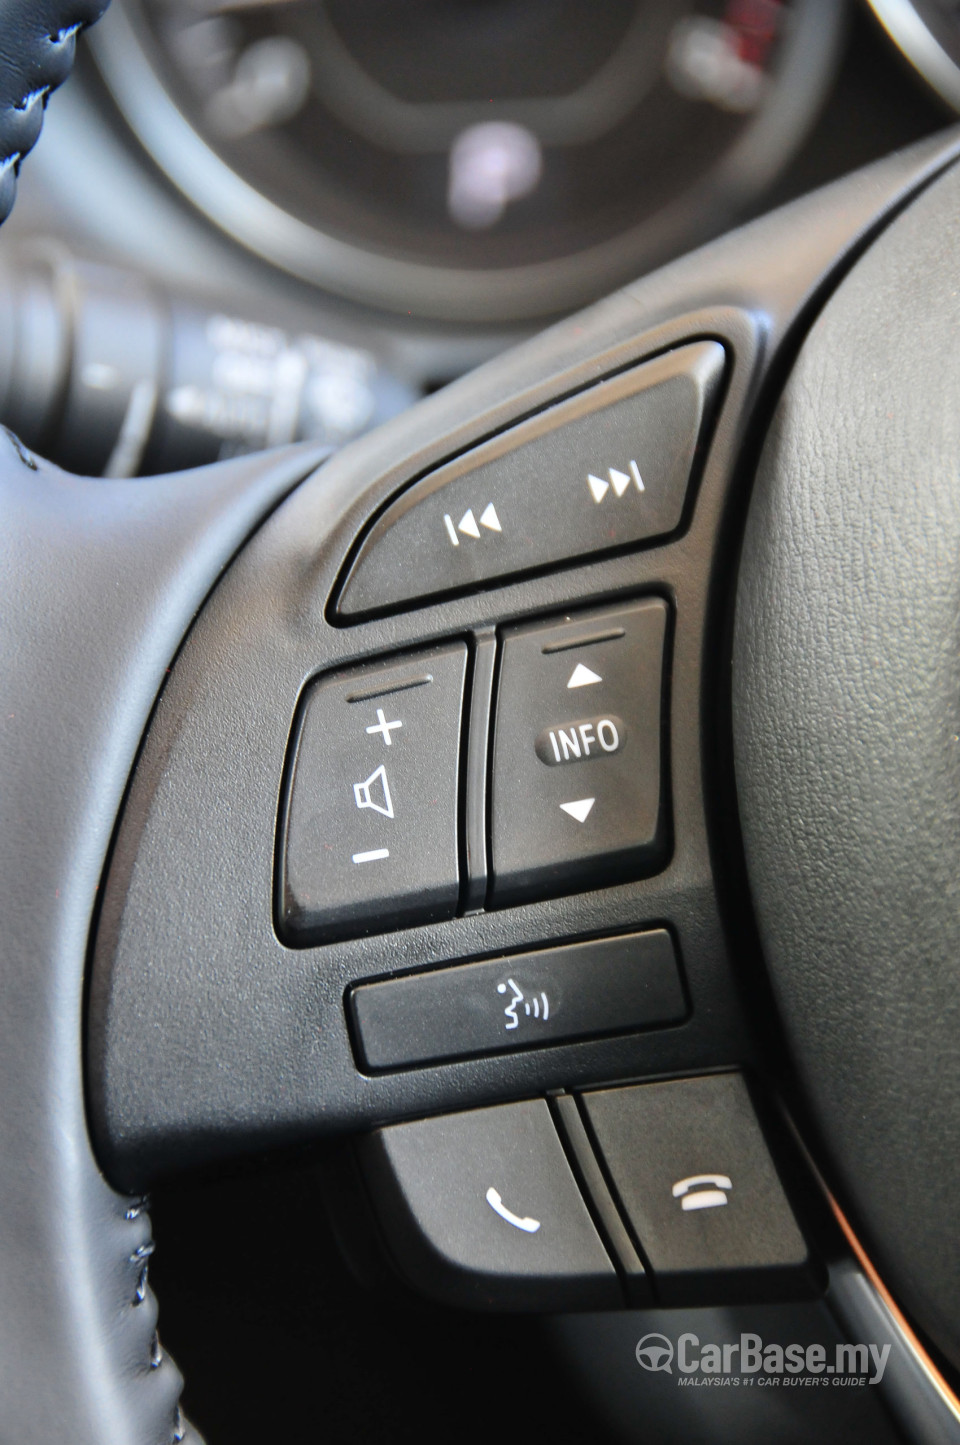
{"left": 278, "top": 642, "right": 468, "bottom": 944}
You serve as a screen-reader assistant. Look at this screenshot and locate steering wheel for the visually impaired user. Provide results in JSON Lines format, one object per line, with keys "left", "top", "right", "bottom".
{"left": 4, "top": 5, "right": 960, "bottom": 1441}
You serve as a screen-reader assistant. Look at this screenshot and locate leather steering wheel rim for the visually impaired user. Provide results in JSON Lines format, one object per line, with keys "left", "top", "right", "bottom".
{"left": 0, "top": 0, "right": 109, "bottom": 220}
{"left": 0, "top": 27, "right": 327, "bottom": 1440}
{"left": 734, "top": 156, "right": 960, "bottom": 1375}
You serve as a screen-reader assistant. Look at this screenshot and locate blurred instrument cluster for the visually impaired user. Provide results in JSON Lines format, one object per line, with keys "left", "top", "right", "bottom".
{"left": 90, "top": 0, "right": 844, "bottom": 320}
{"left": 0, "top": 0, "right": 956, "bottom": 473}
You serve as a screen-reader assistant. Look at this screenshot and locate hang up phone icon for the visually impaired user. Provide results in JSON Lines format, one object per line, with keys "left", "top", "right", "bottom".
{"left": 671, "top": 1174, "right": 733, "bottom": 1212}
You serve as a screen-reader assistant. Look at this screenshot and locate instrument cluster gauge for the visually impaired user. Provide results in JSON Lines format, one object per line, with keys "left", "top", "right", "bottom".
{"left": 89, "top": 0, "right": 843, "bottom": 323}
{"left": 864, "top": 0, "right": 960, "bottom": 112}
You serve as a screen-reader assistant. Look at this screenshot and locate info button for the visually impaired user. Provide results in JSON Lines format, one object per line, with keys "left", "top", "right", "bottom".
{"left": 491, "top": 599, "right": 668, "bottom": 904}
{"left": 350, "top": 929, "right": 686, "bottom": 1071}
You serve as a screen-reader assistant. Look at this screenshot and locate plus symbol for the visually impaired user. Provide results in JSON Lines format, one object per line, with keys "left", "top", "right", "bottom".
{"left": 366, "top": 708, "right": 403, "bottom": 745}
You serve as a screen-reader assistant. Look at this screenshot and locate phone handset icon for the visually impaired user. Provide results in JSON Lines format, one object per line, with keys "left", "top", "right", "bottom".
{"left": 671, "top": 1174, "right": 733, "bottom": 1212}
{"left": 485, "top": 1186, "right": 541, "bottom": 1234}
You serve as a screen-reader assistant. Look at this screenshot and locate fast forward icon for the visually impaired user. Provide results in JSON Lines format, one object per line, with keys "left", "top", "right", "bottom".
{"left": 587, "top": 460, "right": 644, "bottom": 504}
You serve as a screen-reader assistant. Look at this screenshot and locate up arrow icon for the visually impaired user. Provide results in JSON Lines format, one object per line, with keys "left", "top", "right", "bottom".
{"left": 567, "top": 662, "right": 602, "bottom": 689}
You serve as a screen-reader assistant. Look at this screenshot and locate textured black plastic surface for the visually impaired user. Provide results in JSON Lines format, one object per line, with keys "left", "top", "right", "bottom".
{"left": 88, "top": 132, "right": 960, "bottom": 1192}
{"left": 359, "top": 1099, "right": 620, "bottom": 1311}
{"left": 733, "top": 156, "right": 960, "bottom": 1372}
{"left": 337, "top": 341, "right": 724, "bottom": 617}
{"left": 278, "top": 642, "right": 467, "bottom": 943}
{"left": 551, "top": 1092, "right": 651, "bottom": 1302}
{"left": 351, "top": 929, "right": 685, "bottom": 1071}
{"left": 582, "top": 1074, "right": 810, "bottom": 1305}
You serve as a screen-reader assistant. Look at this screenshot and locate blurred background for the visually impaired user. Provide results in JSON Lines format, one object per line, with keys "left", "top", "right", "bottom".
{"left": 0, "top": 0, "right": 955, "bottom": 477}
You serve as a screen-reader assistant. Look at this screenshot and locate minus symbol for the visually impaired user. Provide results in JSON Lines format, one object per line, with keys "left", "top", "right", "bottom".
{"left": 352, "top": 848, "right": 390, "bottom": 864}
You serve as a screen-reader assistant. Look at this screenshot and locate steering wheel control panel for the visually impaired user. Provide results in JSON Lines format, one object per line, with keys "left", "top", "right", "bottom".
{"left": 281, "top": 341, "right": 720, "bottom": 941}
{"left": 336, "top": 343, "right": 723, "bottom": 616}
{"left": 358, "top": 1072, "right": 814, "bottom": 1311}
{"left": 278, "top": 599, "right": 668, "bottom": 944}
{"left": 80, "top": 135, "right": 960, "bottom": 1434}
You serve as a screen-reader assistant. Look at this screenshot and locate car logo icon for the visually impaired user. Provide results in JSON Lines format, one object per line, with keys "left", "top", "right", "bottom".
{"left": 635, "top": 1333, "right": 674, "bottom": 1373}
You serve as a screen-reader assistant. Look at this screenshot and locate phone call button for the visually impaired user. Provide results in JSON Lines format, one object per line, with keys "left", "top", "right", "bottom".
{"left": 358, "top": 1099, "right": 621, "bottom": 1312}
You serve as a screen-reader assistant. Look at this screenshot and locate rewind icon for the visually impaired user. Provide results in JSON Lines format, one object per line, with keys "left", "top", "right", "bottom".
{"left": 444, "top": 503, "right": 502, "bottom": 545}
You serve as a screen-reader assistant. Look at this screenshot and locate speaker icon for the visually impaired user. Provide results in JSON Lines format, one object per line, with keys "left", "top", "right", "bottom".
{"left": 353, "top": 764, "right": 394, "bottom": 819}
